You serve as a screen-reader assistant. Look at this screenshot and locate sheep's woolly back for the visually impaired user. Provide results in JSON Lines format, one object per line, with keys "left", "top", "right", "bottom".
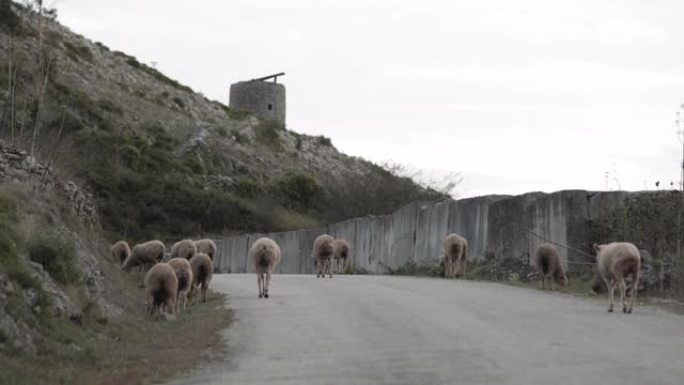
{"left": 194, "top": 239, "right": 217, "bottom": 261}
{"left": 313, "top": 234, "right": 336, "bottom": 260}
{"left": 335, "top": 239, "right": 350, "bottom": 260}
{"left": 111, "top": 240, "right": 131, "bottom": 266}
{"left": 171, "top": 239, "right": 197, "bottom": 260}
{"left": 443, "top": 233, "right": 467, "bottom": 261}
{"left": 190, "top": 253, "right": 213, "bottom": 288}
{"left": 123, "top": 240, "right": 166, "bottom": 270}
{"left": 596, "top": 242, "right": 641, "bottom": 279}
{"left": 534, "top": 243, "right": 562, "bottom": 276}
{"left": 249, "top": 237, "right": 282, "bottom": 273}
{"left": 144, "top": 263, "right": 178, "bottom": 309}
{"left": 168, "top": 258, "right": 193, "bottom": 293}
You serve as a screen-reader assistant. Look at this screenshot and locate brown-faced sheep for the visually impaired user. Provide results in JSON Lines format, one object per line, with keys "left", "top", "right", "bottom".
{"left": 534, "top": 243, "right": 567, "bottom": 290}
{"left": 334, "top": 238, "right": 350, "bottom": 274}
{"left": 249, "top": 237, "right": 281, "bottom": 298}
{"left": 168, "top": 258, "right": 193, "bottom": 312}
{"left": 443, "top": 234, "right": 468, "bottom": 279}
{"left": 194, "top": 238, "right": 217, "bottom": 261}
{"left": 313, "top": 234, "right": 336, "bottom": 278}
{"left": 144, "top": 262, "right": 178, "bottom": 317}
{"left": 171, "top": 239, "right": 197, "bottom": 260}
{"left": 189, "top": 253, "right": 213, "bottom": 304}
{"left": 122, "top": 240, "right": 166, "bottom": 271}
{"left": 111, "top": 240, "right": 131, "bottom": 267}
{"left": 594, "top": 242, "right": 641, "bottom": 314}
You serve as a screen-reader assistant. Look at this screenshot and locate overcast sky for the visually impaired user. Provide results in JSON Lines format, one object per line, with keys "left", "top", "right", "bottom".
{"left": 57, "top": 0, "right": 684, "bottom": 197}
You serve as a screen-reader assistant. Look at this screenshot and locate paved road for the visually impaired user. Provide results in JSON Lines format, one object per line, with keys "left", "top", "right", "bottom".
{"left": 168, "top": 274, "right": 684, "bottom": 385}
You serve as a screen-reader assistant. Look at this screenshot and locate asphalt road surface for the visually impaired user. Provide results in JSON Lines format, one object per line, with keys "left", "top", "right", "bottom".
{"left": 167, "top": 274, "right": 684, "bottom": 385}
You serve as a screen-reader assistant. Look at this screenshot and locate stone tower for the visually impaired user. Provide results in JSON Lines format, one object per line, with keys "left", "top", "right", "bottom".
{"left": 229, "top": 73, "right": 286, "bottom": 125}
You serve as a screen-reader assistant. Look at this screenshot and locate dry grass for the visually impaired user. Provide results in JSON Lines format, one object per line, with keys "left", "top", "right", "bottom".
{"left": 0, "top": 290, "right": 232, "bottom": 385}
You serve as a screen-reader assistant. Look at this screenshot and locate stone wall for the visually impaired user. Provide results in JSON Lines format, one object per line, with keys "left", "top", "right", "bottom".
{"left": 214, "top": 190, "right": 642, "bottom": 274}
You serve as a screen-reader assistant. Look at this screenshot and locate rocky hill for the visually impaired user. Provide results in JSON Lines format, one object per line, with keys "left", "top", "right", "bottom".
{"left": 0, "top": 3, "right": 443, "bottom": 241}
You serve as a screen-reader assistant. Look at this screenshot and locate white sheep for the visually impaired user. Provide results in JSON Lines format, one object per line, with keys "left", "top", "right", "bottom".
{"left": 144, "top": 262, "right": 178, "bottom": 317}
{"left": 249, "top": 237, "right": 281, "bottom": 298}
{"left": 443, "top": 234, "right": 468, "bottom": 279}
{"left": 111, "top": 240, "right": 131, "bottom": 267}
{"left": 594, "top": 242, "right": 641, "bottom": 313}
{"left": 194, "top": 238, "right": 217, "bottom": 261}
{"left": 313, "top": 234, "right": 336, "bottom": 279}
{"left": 334, "top": 238, "right": 350, "bottom": 274}
{"left": 122, "top": 240, "right": 165, "bottom": 271}
{"left": 168, "top": 257, "right": 193, "bottom": 312}
{"left": 170, "top": 239, "right": 197, "bottom": 260}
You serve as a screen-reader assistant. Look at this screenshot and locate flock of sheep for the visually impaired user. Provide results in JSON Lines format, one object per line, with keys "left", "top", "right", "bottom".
{"left": 109, "top": 230, "right": 642, "bottom": 317}
{"left": 443, "top": 234, "right": 641, "bottom": 314}
{"left": 111, "top": 238, "right": 217, "bottom": 316}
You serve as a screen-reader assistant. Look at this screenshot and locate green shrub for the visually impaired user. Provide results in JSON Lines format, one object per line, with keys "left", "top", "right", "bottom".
{"left": 28, "top": 231, "right": 81, "bottom": 285}
{"left": 234, "top": 179, "right": 261, "bottom": 198}
{"left": 216, "top": 127, "right": 228, "bottom": 138}
{"left": 274, "top": 172, "right": 323, "bottom": 211}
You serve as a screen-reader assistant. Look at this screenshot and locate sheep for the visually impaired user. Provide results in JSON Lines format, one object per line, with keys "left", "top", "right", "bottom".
{"left": 170, "top": 239, "right": 197, "bottom": 260}
{"left": 249, "top": 237, "right": 282, "bottom": 298}
{"left": 594, "top": 242, "right": 641, "bottom": 313}
{"left": 168, "top": 258, "right": 193, "bottom": 312}
{"left": 111, "top": 240, "right": 131, "bottom": 267}
{"left": 122, "top": 240, "right": 166, "bottom": 271}
{"left": 194, "top": 238, "right": 217, "bottom": 261}
{"left": 144, "top": 262, "right": 178, "bottom": 317}
{"left": 189, "top": 252, "right": 213, "bottom": 304}
{"left": 443, "top": 234, "right": 468, "bottom": 279}
{"left": 313, "top": 234, "right": 336, "bottom": 278}
{"left": 534, "top": 243, "right": 567, "bottom": 290}
{"left": 333, "top": 238, "right": 350, "bottom": 275}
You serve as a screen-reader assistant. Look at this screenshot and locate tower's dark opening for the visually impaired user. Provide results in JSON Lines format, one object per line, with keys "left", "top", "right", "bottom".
{"left": 268, "top": 104, "right": 273, "bottom": 110}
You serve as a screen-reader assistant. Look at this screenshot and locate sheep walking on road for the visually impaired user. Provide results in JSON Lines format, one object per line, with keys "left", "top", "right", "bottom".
{"left": 334, "top": 238, "right": 350, "bottom": 275}
{"left": 144, "top": 263, "right": 178, "bottom": 317}
{"left": 313, "top": 234, "right": 336, "bottom": 278}
{"left": 250, "top": 237, "right": 281, "bottom": 298}
{"left": 443, "top": 234, "right": 468, "bottom": 279}
{"left": 594, "top": 242, "right": 641, "bottom": 313}
{"left": 534, "top": 243, "right": 567, "bottom": 290}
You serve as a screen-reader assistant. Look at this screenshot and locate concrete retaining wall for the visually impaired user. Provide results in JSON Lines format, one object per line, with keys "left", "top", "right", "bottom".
{"left": 214, "top": 190, "right": 641, "bottom": 274}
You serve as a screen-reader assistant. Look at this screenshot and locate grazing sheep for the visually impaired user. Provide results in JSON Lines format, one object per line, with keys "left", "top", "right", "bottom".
{"left": 168, "top": 258, "right": 193, "bottom": 312}
{"left": 194, "top": 238, "right": 217, "bottom": 261}
{"left": 334, "top": 238, "right": 350, "bottom": 274}
{"left": 534, "top": 243, "right": 567, "bottom": 290}
{"left": 594, "top": 242, "right": 641, "bottom": 314}
{"left": 313, "top": 234, "right": 336, "bottom": 279}
{"left": 443, "top": 234, "right": 468, "bottom": 279}
{"left": 171, "top": 239, "right": 197, "bottom": 260}
{"left": 111, "top": 240, "right": 131, "bottom": 267}
{"left": 122, "top": 240, "right": 166, "bottom": 271}
{"left": 144, "top": 263, "right": 178, "bottom": 317}
{"left": 189, "top": 253, "right": 213, "bottom": 304}
{"left": 249, "top": 237, "right": 282, "bottom": 298}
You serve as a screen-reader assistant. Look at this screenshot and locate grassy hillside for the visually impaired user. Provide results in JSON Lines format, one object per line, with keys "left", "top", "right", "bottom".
{"left": 0, "top": 3, "right": 444, "bottom": 242}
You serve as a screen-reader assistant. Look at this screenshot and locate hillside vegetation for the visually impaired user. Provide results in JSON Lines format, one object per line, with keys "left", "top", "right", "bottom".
{"left": 0, "top": 2, "right": 444, "bottom": 243}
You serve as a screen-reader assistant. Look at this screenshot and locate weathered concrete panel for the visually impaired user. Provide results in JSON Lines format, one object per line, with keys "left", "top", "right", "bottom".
{"left": 213, "top": 190, "right": 655, "bottom": 274}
